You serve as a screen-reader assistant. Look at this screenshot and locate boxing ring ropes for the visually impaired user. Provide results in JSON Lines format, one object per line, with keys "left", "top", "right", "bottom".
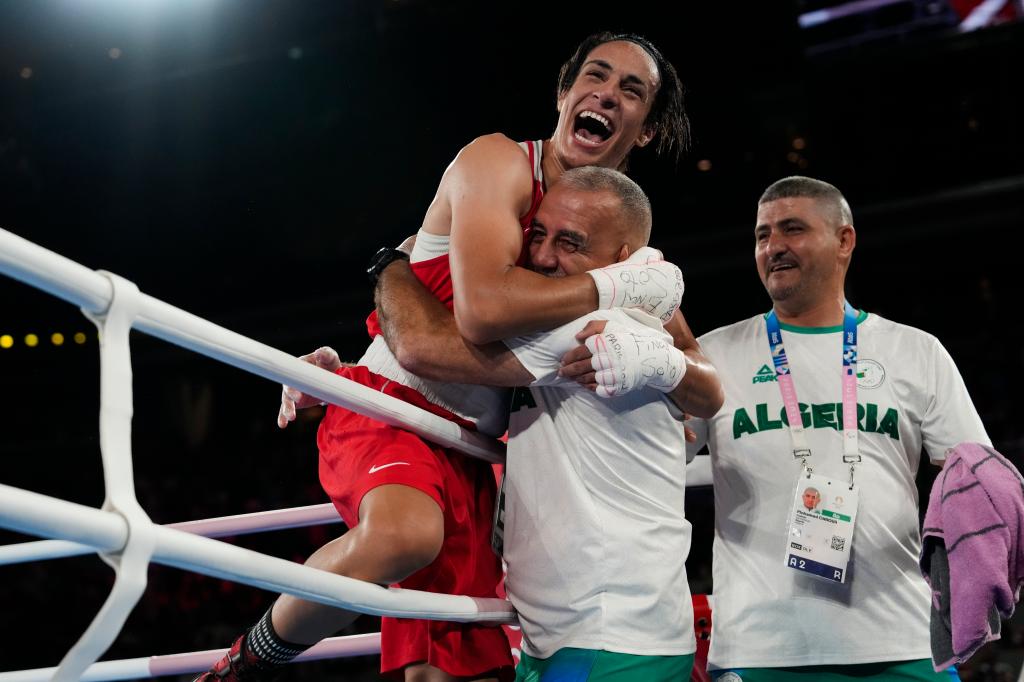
{"left": 0, "top": 226, "right": 713, "bottom": 681}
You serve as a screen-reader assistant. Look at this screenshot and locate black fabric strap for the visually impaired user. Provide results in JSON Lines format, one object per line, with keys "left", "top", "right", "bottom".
{"left": 246, "top": 607, "right": 310, "bottom": 665}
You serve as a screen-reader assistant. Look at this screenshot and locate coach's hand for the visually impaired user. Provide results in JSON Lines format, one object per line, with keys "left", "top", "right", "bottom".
{"left": 277, "top": 346, "right": 343, "bottom": 429}
{"left": 559, "top": 320, "right": 606, "bottom": 389}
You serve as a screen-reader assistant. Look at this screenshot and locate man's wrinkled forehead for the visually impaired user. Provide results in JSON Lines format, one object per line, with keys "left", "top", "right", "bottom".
{"left": 756, "top": 196, "right": 831, "bottom": 230}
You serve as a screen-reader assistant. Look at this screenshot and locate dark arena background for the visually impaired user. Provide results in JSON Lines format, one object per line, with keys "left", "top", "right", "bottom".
{"left": 1, "top": 1, "right": 1022, "bottom": 680}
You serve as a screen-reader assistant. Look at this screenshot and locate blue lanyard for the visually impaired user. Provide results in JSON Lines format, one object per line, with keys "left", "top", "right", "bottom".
{"left": 765, "top": 303, "right": 861, "bottom": 476}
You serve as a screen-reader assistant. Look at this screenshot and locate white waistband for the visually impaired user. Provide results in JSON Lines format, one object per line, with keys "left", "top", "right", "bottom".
{"left": 358, "top": 335, "right": 510, "bottom": 438}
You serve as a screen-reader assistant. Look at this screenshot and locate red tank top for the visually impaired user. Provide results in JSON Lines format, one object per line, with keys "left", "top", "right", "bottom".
{"left": 366, "top": 139, "right": 545, "bottom": 337}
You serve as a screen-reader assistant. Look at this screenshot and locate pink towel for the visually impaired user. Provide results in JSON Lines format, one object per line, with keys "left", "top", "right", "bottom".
{"left": 920, "top": 442, "right": 1024, "bottom": 670}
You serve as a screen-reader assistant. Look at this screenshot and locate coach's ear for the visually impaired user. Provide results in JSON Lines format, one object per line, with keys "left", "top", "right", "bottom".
{"left": 616, "top": 244, "right": 630, "bottom": 263}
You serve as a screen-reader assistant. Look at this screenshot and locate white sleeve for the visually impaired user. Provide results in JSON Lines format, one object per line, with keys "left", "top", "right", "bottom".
{"left": 921, "top": 336, "right": 990, "bottom": 462}
{"left": 504, "top": 309, "right": 665, "bottom": 387}
{"left": 503, "top": 326, "right": 577, "bottom": 387}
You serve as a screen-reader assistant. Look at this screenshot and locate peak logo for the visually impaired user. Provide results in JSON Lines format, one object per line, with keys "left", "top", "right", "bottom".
{"left": 752, "top": 364, "right": 777, "bottom": 384}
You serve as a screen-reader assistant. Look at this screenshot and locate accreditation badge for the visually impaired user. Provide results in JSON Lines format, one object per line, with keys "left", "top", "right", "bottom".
{"left": 784, "top": 470, "right": 859, "bottom": 583}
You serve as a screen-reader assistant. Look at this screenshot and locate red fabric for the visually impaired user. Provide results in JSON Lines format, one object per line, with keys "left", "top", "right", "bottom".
{"left": 317, "top": 366, "right": 512, "bottom": 678}
{"left": 949, "top": 0, "right": 1020, "bottom": 24}
{"left": 514, "top": 140, "right": 545, "bottom": 268}
{"left": 520, "top": 140, "right": 545, "bottom": 229}
{"left": 691, "top": 594, "right": 712, "bottom": 682}
{"left": 346, "top": 139, "right": 544, "bottom": 676}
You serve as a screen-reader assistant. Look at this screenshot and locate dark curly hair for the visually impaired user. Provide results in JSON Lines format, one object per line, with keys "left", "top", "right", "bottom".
{"left": 556, "top": 32, "right": 691, "bottom": 164}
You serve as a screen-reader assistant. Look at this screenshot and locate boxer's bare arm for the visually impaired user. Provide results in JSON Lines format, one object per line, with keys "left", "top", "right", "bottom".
{"left": 444, "top": 135, "right": 599, "bottom": 344}
{"left": 661, "top": 311, "right": 725, "bottom": 418}
{"left": 375, "top": 259, "right": 534, "bottom": 386}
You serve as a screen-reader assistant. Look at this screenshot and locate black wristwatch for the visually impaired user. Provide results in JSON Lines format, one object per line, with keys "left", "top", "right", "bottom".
{"left": 367, "top": 247, "right": 410, "bottom": 286}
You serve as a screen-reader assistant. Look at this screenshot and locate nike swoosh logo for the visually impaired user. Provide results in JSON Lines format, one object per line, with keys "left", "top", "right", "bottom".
{"left": 368, "top": 462, "right": 411, "bottom": 474}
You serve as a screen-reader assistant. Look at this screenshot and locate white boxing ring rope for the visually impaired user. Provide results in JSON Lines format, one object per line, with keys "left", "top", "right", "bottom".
{"left": 0, "top": 226, "right": 714, "bottom": 680}
{"left": 0, "top": 230, "right": 505, "bottom": 465}
{"left": 0, "top": 634, "right": 383, "bottom": 682}
{"left": 0, "top": 503, "right": 343, "bottom": 565}
{"left": 0, "top": 226, "right": 512, "bottom": 681}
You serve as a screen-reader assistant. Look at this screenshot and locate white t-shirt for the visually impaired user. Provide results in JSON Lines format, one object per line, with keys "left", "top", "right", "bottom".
{"left": 504, "top": 309, "right": 696, "bottom": 659}
{"left": 686, "top": 311, "right": 989, "bottom": 669}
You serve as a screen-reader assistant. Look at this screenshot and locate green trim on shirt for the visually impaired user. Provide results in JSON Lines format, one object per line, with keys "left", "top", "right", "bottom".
{"left": 763, "top": 309, "right": 869, "bottom": 334}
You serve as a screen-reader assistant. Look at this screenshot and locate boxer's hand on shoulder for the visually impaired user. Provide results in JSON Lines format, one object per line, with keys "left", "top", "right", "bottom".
{"left": 586, "top": 246, "right": 684, "bottom": 323}
{"left": 582, "top": 321, "right": 687, "bottom": 399}
{"left": 277, "top": 346, "right": 342, "bottom": 429}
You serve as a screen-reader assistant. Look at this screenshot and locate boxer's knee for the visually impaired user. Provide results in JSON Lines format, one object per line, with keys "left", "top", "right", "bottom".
{"left": 353, "top": 484, "right": 445, "bottom": 584}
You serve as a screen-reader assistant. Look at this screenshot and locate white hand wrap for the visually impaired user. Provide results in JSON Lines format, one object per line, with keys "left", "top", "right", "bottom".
{"left": 584, "top": 320, "right": 687, "bottom": 399}
{"left": 586, "top": 247, "right": 685, "bottom": 323}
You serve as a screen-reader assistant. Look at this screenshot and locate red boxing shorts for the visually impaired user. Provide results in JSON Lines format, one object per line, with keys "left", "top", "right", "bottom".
{"left": 317, "top": 365, "right": 513, "bottom": 680}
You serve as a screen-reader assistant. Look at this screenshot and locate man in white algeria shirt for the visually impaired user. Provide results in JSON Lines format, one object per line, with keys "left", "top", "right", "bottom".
{"left": 341, "top": 166, "right": 721, "bottom": 681}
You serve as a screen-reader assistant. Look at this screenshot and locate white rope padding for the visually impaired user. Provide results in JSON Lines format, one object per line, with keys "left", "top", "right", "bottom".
{"left": 53, "top": 273, "right": 157, "bottom": 680}
{"left": 0, "top": 481, "right": 516, "bottom": 623}
{"left": 0, "top": 226, "right": 512, "bottom": 679}
{"left": 0, "top": 229, "right": 504, "bottom": 464}
{"left": 0, "top": 226, "right": 711, "bottom": 678}
{"left": 0, "top": 503, "right": 342, "bottom": 565}
{"left": 0, "top": 633, "right": 381, "bottom": 682}
{"left": 0, "top": 462, "right": 710, "bottom": 567}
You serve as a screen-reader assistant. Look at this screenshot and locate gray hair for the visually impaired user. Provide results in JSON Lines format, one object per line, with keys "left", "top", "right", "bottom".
{"left": 559, "top": 166, "right": 652, "bottom": 245}
{"left": 759, "top": 176, "right": 854, "bottom": 228}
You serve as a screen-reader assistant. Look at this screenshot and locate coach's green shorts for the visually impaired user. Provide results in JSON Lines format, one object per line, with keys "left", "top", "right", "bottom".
{"left": 709, "top": 659, "right": 959, "bottom": 681}
{"left": 516, "top": 648, "right": 694, "bottom": 681}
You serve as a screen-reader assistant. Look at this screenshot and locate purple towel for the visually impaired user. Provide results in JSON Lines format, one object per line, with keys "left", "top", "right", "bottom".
{"left": 920, "top": 442, "right": 1024, "bottom": 670}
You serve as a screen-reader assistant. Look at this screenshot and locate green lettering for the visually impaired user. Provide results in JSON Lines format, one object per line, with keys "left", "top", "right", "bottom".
{"left": 877, "top": 408, "right": 900, "bottom": 441}
{"left": 746, "top": 400, "right": 897, "bottom": 439}
{"left": 865, "top": 403, "right": 878, "bottom": 433}
{"left": 733, "top": 408, "right": 758, "bottom": 439}
{"left": 755, "top": 403, "right": 783, "bottom": 431}
{"left": 812, "top": 403, "right": 837, "bottom": 431}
